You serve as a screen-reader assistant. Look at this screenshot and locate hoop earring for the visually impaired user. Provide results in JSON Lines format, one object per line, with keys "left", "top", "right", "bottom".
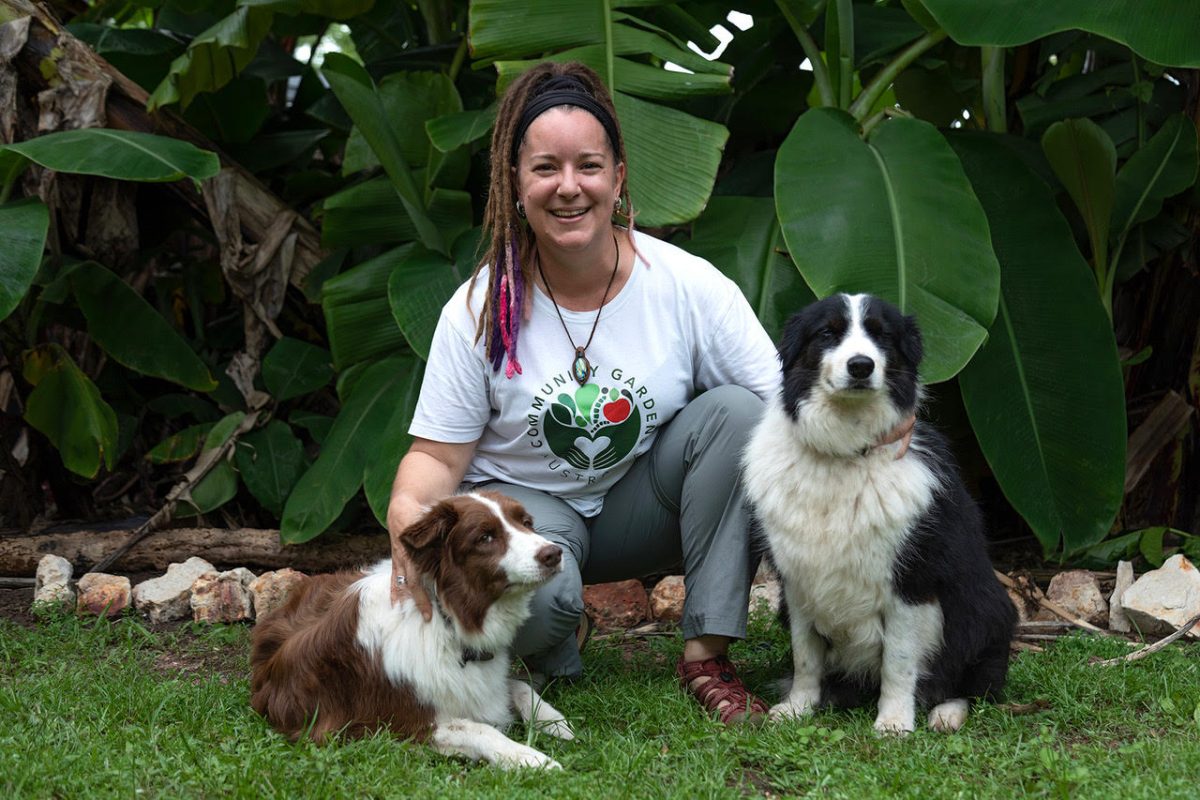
{"left": 613, "top": 197, "right": 622, "bottom": 213}
{"left": 516, "top": 200, "right": 526, "bottom": 219}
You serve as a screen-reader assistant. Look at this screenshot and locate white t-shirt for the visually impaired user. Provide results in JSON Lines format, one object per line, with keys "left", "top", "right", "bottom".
{"left": 409, "top": 230, "right": 780, "bottom": 516}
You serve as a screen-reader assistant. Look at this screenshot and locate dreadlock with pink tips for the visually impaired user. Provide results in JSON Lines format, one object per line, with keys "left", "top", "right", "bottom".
{"left": 470, "top": 62, "right": 636, "bottom": 378}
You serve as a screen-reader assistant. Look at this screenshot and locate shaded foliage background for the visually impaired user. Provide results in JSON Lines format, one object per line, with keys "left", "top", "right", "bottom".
{"left": 0, "top": 0, "right": 1198, "bottom": 567}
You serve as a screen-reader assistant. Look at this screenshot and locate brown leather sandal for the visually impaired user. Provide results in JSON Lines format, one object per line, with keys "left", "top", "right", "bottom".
{"left": 677, "top": 654, "right": 769, "bottom": 725}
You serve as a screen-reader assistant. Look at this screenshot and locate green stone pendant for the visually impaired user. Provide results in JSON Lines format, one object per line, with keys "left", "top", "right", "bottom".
{"left": 572, "top": 348, "right": 591, "bottom": 385}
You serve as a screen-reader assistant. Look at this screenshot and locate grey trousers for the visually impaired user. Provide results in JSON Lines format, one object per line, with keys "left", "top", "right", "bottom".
{"left": 469, "top": 385, "right": 765, "bottom": 679}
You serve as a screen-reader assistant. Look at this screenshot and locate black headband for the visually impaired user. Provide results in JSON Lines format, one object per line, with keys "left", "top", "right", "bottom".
{"left": 510, "top": 75, "right": 622, "bottom": 166}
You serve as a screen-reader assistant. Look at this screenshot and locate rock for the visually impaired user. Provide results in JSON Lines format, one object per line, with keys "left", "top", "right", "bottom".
{"left": 250, "top": 568, "right": 307, "bottom": 619}
{"left": 76, "top": 573, "right": 131, "bottom": 617}
{"left": 749, "top": 579, "right": 781, "bottom": 616}
{"left": 583, "top": 579, "right": 649, "bottom": 631}
{"left": 1121, "top": 554, "right": 1200, "bottom": 638}
{"left": 649, "top": 575, "right": 685, "bottom": 623}
{"left": 1108, "top": 560, "right": 1135, "bottom": 632}
{"left": 33, "top": 554, "right": 75, "bottom": 609}
{"left": 1045, "top": 570, "right": 1108, "bottom": 627}
{"left": 131, "top": 557, "right": 216, "bottom": 624}
{"left": 191, "top": 567, "right": 256, "bottom": 624}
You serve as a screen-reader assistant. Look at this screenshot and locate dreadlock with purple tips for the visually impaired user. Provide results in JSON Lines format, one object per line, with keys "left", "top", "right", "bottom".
{"left": 469, "top": 62, "right": 636, "bottom": 378}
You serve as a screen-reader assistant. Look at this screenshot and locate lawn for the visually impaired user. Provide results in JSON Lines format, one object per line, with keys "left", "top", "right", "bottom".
{"left": 1, "top": 609, "right": 1198, "bottom": 799}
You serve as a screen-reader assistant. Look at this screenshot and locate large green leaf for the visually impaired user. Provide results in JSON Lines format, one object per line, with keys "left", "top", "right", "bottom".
{"left": 426, "top": 105, "right": 498, "bottom": 154}
{"left": 0, "top": 130, "right": 219, "bottom": 184}
{"left": 1111, "top": 114, "right": 1198, "bottom": 247}
{"left": 70, "top": 262, "right": 217, "bottom": 392}
{"left": 363, "top": 354, "right": 424, "bottom": 525}
{"left": 145, "top": 422, "right": 214, "bottom": 464}
{"left": 618, "top": 92, "right": 728, "bottom": 226}
{"left": 22, "top": 344, "right": 119, "bottom": 479}
{"left": 922, "top": 0, "right": 1200, "bottom": 67}
{"left": 322, "top": 54, "right": 445, "bottom": 254}
{"left": 280, "top": 355, "right": 419, "bottom": 543}
{"left": 177, "top": 411, "right": 247, "bottom": 516}
{"left": 775, "top": 109, "right": 999, "bottom": 383}
{"left": 951, "top": 134, "right": 1125, "bottom": 553}
{"left": 1041, "top": 118, "right": 1116, "bottom": 270}
{"left": 387, "top": 243, "right": 465, "bottom": 362}
{"left": 321, "top": 178, "right": 471, "bottom": 249}
{"left": 235, "top": 419, "right": 307, "bottom": 517}
{"left": 261, "top": 337, "right": 334, "bottom": 401}
{"left": 342, "top": 71, "right": 465, "bottom": 178}
{"left": 322, "top": 248, "right": 411, "bottom": 370}
{"left": 0, "top": 199, "right": 49, "bottom": 322}
{"left": 147, "top": 4, "right": 274, "bottom": 110}
{"left": 684, "top": 195, "right": 815, "bottom": 342}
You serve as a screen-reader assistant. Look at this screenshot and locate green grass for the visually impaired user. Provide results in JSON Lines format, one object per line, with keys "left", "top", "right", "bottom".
{"left": 1, "top": 610, "right": 1198, "bottom": 799}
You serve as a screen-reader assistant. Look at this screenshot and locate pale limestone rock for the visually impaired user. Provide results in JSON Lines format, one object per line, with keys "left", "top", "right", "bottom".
{"left": 33, "top": 554, "right": 75, "bottom": 609}
{"left": 191, "top": 567, "right": 256, "bottom": 623}
{"left": 1045, "top": 570, "right": 1108, "bottom": 627}
{"left": 749, "top": 579, "right": 781, "bottom": 616}
{"left": 132, "top": 557, "right": 216, "bottom": 624}
{"left": 1108, "top": 560, "right": 1135, "bottom": 632}
{"left": 76, "top": 573, "right": 131, "bottom": 617}
{"left": 1121, "top": 554, "right": 1200, "bottom": 638}
{"left": 249, "top": 568, "right": 307, "bottom": 620}
{"left": 649, "top": 575, "right": 685, "bottom": 623}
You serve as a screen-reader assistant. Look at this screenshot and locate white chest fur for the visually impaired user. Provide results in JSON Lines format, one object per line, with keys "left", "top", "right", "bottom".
{"left": 743, "top": 404, "right": 939, "bottom": 673}
{"left": 352, "top": 564, "right": 524, "bottom": 728}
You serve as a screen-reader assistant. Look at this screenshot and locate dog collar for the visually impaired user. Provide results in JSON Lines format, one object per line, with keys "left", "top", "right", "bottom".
{"left": 426, "top": 580, "right": 496, "bottom": 667}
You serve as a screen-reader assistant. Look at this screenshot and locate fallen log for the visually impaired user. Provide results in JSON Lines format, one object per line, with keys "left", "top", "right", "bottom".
{"left": 0, "top": 526, "right": 390, "bottom": 576}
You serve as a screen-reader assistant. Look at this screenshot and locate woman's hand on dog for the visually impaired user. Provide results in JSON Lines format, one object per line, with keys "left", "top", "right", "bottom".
{"left": 391, "top": 551, "right": 433, "bottom": 621}
{"left": 878, "top": 414, "right": 915, "bottom": 459}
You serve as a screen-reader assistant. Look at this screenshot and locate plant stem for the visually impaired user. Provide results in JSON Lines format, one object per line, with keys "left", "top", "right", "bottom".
{"left": 981, "top": 46, "right": 1006, "bottom": 132}
{"left": 603, "top": 0, "right": 615, "bottom": 90}
{"left": 415, "top": 0, "right": 450, "bottom": 45}
{"left": 834, "top": 0, "right": 854, "bottom": 108}
{"left": 448, "top": 34, "right": 467, "bottom": 83}
{"left": 775, "top": 0, "right": 834, "bottom": 107}
{"left": 849, "top": 29, "right": 947, "bottom": 121}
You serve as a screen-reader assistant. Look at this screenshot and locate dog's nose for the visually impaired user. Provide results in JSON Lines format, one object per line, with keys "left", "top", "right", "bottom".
{"left": 847, "top": 355, "right": 875, "bottom": 379}
{"left": 536, "top": 544, "right": 562, "bottom": 569}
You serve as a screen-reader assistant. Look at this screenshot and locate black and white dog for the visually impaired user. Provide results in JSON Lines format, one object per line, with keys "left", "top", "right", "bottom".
{"left": 742, "top": 293, "right": 1016, "bottom": 734}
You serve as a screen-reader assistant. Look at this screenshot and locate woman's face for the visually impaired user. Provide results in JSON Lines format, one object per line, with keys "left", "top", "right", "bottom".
{"left": 515, "top": 107, "right": 625, "bottom": 262}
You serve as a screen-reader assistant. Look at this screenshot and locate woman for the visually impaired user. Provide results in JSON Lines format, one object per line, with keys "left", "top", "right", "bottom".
{"left": 386, "top": 61, "right": 779, "bottom": 724}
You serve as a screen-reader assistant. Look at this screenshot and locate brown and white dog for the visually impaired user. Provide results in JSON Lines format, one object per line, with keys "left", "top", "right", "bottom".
{"left": 250, "top": 491, "right": 574, "bottom": 768}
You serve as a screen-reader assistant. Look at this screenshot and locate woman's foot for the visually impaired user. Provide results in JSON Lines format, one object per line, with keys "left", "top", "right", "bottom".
{"left": 677, "top": 654, "right": 768, "bottom": 725}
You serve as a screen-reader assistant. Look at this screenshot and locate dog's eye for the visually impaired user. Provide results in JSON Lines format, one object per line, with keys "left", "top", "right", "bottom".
{"left": 817, "top": 327, "right": 835, "bottom": 340}
{"left": 478, "top": 533, "right": 494, "bottom": 544}
{"left": 521, "top": 516, "right": 534, "bottom": 528}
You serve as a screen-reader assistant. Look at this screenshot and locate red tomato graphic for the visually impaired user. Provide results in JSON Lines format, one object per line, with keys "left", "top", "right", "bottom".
{"left": 602, "top": 397, "right": 631, "bottom": 423}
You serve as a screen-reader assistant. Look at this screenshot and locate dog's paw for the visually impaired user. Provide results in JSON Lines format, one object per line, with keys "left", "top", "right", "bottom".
{"left": 927, "top": 699, "right": 969, "bottom": 733}
{"left": 534, "top": 717, "right": 575, "bottom": 741}
{"left": 498, "top": 744, "right": 562, "bottom": 770}
{"left": 769, "top": 698, "right": 816, "bottom": 721}
{"left": 873, "top": 713, "right": 915, "bottom": 736}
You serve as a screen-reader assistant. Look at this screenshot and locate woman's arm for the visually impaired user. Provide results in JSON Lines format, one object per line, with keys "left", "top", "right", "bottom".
{"left": 386, "top": 436, "right": 479, "bottom": 613}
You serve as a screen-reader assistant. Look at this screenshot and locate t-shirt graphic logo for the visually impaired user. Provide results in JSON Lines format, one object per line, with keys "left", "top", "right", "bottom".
{"left": 543, "top": 383, "right": 641, "bottom": 472}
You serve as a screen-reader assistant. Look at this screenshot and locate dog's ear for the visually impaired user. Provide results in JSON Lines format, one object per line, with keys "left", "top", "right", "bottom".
{"left": 899, "top": 313, "right": 923, "bottom": 368}
{"left": 399, "top": 501, "right": 459, "bottom": 557}
{"left": 777, "top": 312, "right": 809, "bottom": 370}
